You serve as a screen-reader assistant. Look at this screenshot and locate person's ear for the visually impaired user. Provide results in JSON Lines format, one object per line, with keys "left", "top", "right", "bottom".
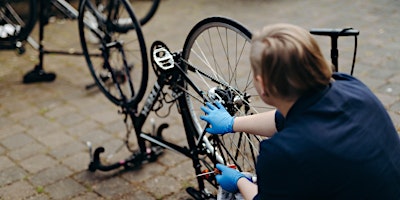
{"left": 255, "top": 74, "right": 267, "bottom": 97}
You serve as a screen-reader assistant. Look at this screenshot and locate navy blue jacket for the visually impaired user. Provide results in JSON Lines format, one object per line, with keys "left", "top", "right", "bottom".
{"left": 255, "top": 73, "right": 400, "bottom": 199}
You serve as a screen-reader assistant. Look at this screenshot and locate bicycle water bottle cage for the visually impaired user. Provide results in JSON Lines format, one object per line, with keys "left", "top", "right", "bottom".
{"left": 151, "top": 40, "right": 174, "bottom": 71}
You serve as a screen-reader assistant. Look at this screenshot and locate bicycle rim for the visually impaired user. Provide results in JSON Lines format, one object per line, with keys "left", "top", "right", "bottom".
{"left": 0, "top": 0, "right": 36, "bottom": 45}
{"left": 91, "top": 0, "right": 160, "bottom": 27}
{"left": 180, "top": 16, "right": 273, "bottom": 195}
{"left": 128, "top": 0, "right": 160, "bottom": 25}
{"left": 79, "top": 0, "right": 148, "bottom": 107}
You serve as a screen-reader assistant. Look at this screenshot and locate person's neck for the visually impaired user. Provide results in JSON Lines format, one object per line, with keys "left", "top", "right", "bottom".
{"left": 273, "top": 98, "right": 297, "bottom": 117}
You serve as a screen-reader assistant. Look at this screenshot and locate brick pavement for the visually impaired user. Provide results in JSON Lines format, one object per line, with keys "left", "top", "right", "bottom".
{"left": 1, "top": 0, "right": 399, "bottom": 199}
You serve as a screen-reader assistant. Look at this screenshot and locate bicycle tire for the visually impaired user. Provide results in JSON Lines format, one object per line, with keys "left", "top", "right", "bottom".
{"left": 92, "top": 0, "right": 160, "bottom": 26}
{"left": 78, "top": 0, "right": 148, "bottom": 107}
{"left": 0, "top": 0, "right": 37, "bottom": 48}
{"left": 179, "top": 16, "right": 273, "bottom": 196}
{"left": 129, "top": 0, "right": 160, "bottom": 26}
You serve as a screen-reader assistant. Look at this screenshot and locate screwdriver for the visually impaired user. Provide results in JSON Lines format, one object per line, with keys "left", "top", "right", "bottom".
{"left": 196, "top": 165, "right": 258, "bottom": 183}
{"left": 196, "top": 164, "right": 236, "bottom": 177}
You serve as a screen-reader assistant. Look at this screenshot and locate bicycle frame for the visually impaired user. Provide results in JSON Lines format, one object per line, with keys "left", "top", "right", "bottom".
{"left": 89, "top": 41, "right": 230, "bottom": 195}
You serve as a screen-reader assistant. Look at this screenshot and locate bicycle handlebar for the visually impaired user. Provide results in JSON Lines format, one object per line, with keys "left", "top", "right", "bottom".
{"left": 88, "top": 145, "right": 164, "bottom": 172}
{"left": 88, "top": 147, "right": 135, "bottom": 172}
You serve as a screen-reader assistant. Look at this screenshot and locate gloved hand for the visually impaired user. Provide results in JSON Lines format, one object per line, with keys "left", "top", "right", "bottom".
{"left": 200, "top": 101, "right": 235, "bottom": 134}
{"left": 215, "top": 164, "right": 246, "bottom": 193}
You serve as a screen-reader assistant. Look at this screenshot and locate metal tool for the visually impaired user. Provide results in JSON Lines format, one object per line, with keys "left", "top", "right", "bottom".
{"left": 196, "top": 164, "right": 236, "bottom": 177}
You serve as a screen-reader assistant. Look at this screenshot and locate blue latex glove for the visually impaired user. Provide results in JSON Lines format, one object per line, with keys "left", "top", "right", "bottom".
{"left": 200, "top": 101, "right": 234, "bottom": 134}
{"left": 215, "top": 164, "right": 246, "bottom": 193}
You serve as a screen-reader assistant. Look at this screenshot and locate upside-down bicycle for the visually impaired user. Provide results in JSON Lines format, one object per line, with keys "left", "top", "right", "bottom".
{"left": 0, "top": 0, "right": 160, "bottom": 83}
{"left": 78, "top": 0, "right": 360, "bottom": 197}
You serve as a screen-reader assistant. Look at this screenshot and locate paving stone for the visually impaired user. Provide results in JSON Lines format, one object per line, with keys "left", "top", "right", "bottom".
{"left": 38, "top": 131, "right": 75, "bottom": 149}
{"left": 102, "top": 119, "right": 126, "bottom": 137}
{"left": 388, "top": 73, "right": 400, "bottom": 83}
{"left": 0, "top": 133, "right": 35, "bottom": 150}
{"left": 390, "top": 101, "right": 400, "bottom": 115}
{"left": 388, "top": 111, "right": 400, "bottom": 132}
{"left": 28, "top": 122, "right": 64, "bottom": 139}
{"left": 30, "top": 165, "right": 73, "bottom": 186}
{"left": 91, "top": 176, "right": 134, "bottom": 199}
{"left": 94, "top": 138, "right": 126, "bottom": 158}
{"left": 0, "top": 180, "right": 36, "bottom": 200}
{"left": 45, "top": 178, "right": 86, "bottom": 199}
{"left": 0, "top": 117, "right": 13, "bottom": 130}
{"left": 143, "top": 175, "right": 182, "bottom": 198}
{"left": 7, "top": 104, "right": 38, "bottom": 121}
{"left": 73, "top": 170, "right": 119, "bottom": 186}
{"left": 0, "top": 123, "right": 26, "bottom": 140}
{"left": 78, "top": 129, "right": 113, "bottom": 146}
{"left": 157, "top": 151, "right": 190, "bottom": 168}
{"left": 0, "top": 155, "right": 15, "bottom": 171}
{"left": 89, "top": 109, "right": 121, "bottom": 125}
{"left": 70, "top": 192, "right": 104, "bottom": 200}
{"left": 44, "top": 104, "right": 78, "bottom": 119}
{"left": 24, "top": 194, "right": 50, "bottom": 200}
{"left": 165, "top": 160, "right": 194, "bottom": 182}
{"left": 375, "top": 93, "right": 399, "bottom": 110}
{"left": 378, "top": 82, "right": 400, "bottom": 96}
{"left": 0, "top": 166, "right": 27, "bottom": 187}
{"left": 121, "top": 161, "right": 167, "bottom": 184}
{"left": 18, "top": 115, "right": 53, "bottom": 129}
{"left": 20, "top": 154, "right": 58, "bottom": 174}
{"left": 120, "top": 189, "right": 155, "bottom": 200}
{"left": 7, "top": 142, "right": 46, "bottom": 161}
{"left": 163, "top": 190, "right": 194, "bottom": 200}
{"left": 49, "top": 141, "right": 87, "bottom": 160}
{"left": 56, "top": 112, "right": 87, "bottom": 127}
{"left": 66, "top": 120, "right": 100, "bottom": 137}
{"left": 62, "top": 152, "right": 90, "bottom": 172}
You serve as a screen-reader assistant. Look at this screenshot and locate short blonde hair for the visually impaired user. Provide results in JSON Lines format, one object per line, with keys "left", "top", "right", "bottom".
{"left": 250, "top": 23, "right": 332, "bottom": 100}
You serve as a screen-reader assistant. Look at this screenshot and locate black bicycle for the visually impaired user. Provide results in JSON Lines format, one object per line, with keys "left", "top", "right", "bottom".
{"left": 0, "top": 0, "right": 160, "bottom": 50}
{"left": 0, "top": 0, "right": 160, "bottom": 83}
{"left": 0, "top": 0, "right": 37, "bottom": 50}
{"left": 81, "top": 13, "right": 267, "bottom": 199}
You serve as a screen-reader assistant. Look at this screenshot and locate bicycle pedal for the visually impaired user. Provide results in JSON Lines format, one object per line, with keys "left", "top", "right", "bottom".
{"left": 151, "top": 40, "right": 174, "bottom": 71}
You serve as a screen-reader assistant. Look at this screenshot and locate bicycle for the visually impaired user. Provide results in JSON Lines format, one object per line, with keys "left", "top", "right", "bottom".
{"left": 0, "top": 0, "right": 160, "bottom": 83}
{"left": 81, "top": 13, "right": 262, "bottom": 198}
{"left": 0, "top": 0, "right": 36, "bottom": 50}
{"left": 79, "top": 3, "right": 360, "bottom": 196}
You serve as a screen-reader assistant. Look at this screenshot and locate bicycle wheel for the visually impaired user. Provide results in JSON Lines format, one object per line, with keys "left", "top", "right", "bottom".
{"left": 92, "top": 0, "right": 160, "bottom": 26}
{"left": 78, "top": 0, "right": 148, "bottom": 107}
{"left": 179, "top": 16, "right": 273, "bottom": 197}
{"left": 0, "top": 0, "right": 36, "bottom": 48}
{"left": 127, "top": 0, "right": 160, "bottom": 25}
